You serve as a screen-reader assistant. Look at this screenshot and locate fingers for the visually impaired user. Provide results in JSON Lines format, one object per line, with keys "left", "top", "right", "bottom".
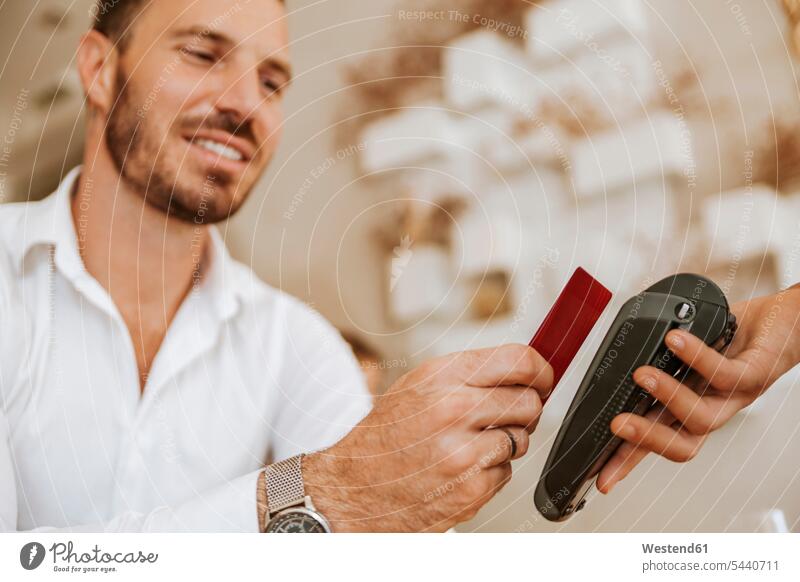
{"left": 431, "top": 462, "right": 513, "bottom": 529}
{"left": 596, "top": 440, "right": 648, "bottom": 494}
{"left": 479, "top": 462, "right": 513, "bottom": 500}
{"left": 467, "top": 386, "right": 543, "bottom": 432}
{"left": 609, "top": 411, "right": 706, "bottom": 463}
{"left": 664, "top": 330, "right": 745, "bottom": 392}
{"left": 593, "top": 328, "right": 750, "bottom": 496}
{"left": 447, "top": 344, "right": 554, "bottom": 398}
{"left": 474, "top": 426, "right": 530, "bottom": 468}
{"left": 632, "top": 366, "right": 716, "bottom": 434}
{"left": 597, "top": 405, "right": 673, "bottom": 493}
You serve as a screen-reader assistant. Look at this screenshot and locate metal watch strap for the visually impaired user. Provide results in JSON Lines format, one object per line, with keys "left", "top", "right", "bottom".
{"left": 265, "top": 454, "right": 306, "bottom": 517}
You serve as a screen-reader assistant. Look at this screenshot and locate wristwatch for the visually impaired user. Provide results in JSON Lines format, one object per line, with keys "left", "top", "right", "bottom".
{"left": 263, "top": 454, "right": 332, "bottom": 533}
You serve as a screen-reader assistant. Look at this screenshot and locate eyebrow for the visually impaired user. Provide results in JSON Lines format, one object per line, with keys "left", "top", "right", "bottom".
{"left": 171, "top": 25, "right": 293, "bottom": 84}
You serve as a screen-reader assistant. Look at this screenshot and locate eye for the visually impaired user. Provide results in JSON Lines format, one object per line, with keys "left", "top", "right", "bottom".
{"left": 184, "top": 48, "right": 216, "bottom": 64}
{"left": 261, "top": 77, "right": 283, "bottom": 94}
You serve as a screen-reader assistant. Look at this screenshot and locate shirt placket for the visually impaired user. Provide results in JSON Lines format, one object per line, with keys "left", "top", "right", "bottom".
{"left": 63, "top": 269, "right": 145, "bottom": 515}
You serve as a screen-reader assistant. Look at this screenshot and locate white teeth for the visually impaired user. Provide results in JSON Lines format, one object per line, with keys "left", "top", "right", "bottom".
{"left": 194, "top": 138, "right": 244, "bottom": 161}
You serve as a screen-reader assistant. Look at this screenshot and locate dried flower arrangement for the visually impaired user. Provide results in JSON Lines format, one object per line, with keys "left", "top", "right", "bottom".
{"left": 782, "top": 0, "right": 800, "bottom": 53}
{"left": 753, "top": 117, "right": 800, "bottom": 189}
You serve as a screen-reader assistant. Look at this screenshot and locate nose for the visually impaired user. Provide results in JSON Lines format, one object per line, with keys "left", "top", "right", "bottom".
{"left": 213, "top": 67, "right": 266, "bottom": 139}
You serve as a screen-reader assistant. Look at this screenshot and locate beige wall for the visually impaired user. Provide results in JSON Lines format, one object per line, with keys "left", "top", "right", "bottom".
{"left": 226, "top": 0, "right": 401, "bottom": 358}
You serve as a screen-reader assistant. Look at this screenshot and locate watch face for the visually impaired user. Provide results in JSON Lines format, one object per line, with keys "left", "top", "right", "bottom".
{"left": 266, "top": 509, "right": 329, "bottom": 533}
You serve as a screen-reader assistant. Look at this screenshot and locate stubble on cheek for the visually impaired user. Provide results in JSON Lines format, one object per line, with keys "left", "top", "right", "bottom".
{"left": 106, "top": 68, "right": 272, "bottom": 224}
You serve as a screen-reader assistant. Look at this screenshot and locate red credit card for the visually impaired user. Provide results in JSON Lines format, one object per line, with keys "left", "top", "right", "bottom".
{"left": 529, "top": 267, "right": 612, "bottom": 392}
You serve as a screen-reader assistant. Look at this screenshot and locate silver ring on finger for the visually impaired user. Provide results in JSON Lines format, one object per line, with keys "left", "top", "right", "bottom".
{"left": 498, "top": 427, "right": 517, "bottom": 463}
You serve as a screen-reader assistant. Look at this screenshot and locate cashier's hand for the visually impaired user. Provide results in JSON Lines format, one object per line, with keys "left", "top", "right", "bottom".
{"left": 304, "top": 344, "right": 553, "bottom": 531}
{"left": 598, "top": 286, "right": 800, "bottom": 493}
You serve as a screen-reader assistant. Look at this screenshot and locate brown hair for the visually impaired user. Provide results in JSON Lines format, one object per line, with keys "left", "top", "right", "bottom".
{"left": 91, "top": 0, "right": 150, "bottom": 50}
{"left": 91, "top": 0, "right": 284, "bottom": 50}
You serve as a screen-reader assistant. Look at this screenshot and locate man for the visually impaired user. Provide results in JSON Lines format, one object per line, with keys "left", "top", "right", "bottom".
{"left": 0, "top": 0, "right": 549, "bottom": 533}
{"left": 0, "top": 0, "right": 796, "bottom": 532}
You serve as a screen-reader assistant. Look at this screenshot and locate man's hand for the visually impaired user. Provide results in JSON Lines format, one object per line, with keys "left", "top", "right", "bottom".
{"left": 303, "top": 344, "right": 553, "bottom": 532}
{"left": 598, "top": 286, "right": 800, "bottom": 493}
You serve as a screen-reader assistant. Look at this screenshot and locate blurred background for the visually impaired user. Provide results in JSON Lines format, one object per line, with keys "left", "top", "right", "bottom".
{"left": 1, "top": 0, "right": 799, "bottom": 532}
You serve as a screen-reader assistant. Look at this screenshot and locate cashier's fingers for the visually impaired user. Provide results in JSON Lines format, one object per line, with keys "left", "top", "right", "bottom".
{"left": 609, "top": 411, "right": 706, "bottom": 463}
{"left": 596, "top": 405, "right": 675, "bottom": 493}
{"left": 632, "top": 366, "right": 716, "bottom": 434}
{"left": 596, "top": 440, "right": 648, "bottom": 494}
{"left": 664, "top": 330, "right": 750, "bottom": 392}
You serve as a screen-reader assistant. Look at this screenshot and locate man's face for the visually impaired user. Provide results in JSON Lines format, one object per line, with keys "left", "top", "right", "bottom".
{"left": 104, "top": 0, "right": 290, "bottom": 224}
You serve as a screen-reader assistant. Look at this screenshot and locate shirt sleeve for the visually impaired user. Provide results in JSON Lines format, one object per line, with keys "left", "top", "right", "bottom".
{"left": 0, "top": 409, "right": 18, "bottom": 531}
{"left": 268, "top": 296, "right": 374, "bottom": 461}
{"left": 0, "top": 246, "right": 21, "bottom": 530}
{"left": 0, "top": 245, "right": 22, "bottom": 400}
{"left": 0, "top": 446, "right": 262, "bottom": 532}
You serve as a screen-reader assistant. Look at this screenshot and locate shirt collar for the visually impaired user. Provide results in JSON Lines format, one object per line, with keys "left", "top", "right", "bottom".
{"left": 16, "top": 165, "right": 243, "bottom": 322}
{"left": 203, "top": 224, "right": 243, "bottom": 322}
{"left": 15, "top": 165, "right": 83, "bottom": 279}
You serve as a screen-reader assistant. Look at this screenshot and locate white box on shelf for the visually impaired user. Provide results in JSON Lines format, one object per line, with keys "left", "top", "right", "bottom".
{"left": 388, "top": 243, "right": 454, "bottom": 323}
{"left": 360, "top": 105, "right": 465, "bottom": 172}
{"left": 536, "top": 37, "right": 657, "bottom": 127}
{"left": 393, "top": 150, "right": 483, "bottom": 203}
{"left": 577, "top": 232, "right": 652, "bottom": 294}
{"left": 405, "top": 315, "right": 533, "bottom": 363}
{"left": 702, "top": 184, "right": 786, "bottom": 266}
{"left": 466, "top": 172, "right": 572, "bottom": 298}
{"left": 478, "top": 123, "right": 573, "bottom": 172}
{"left": 452, "top": 202, "right": 524, "bottom": 279}
{"left": 570, "top": 112, "right": 691, "bottom": 198}
{"left": 454, "top": 105, "right": 516, "bottom": 167}
{"left": 444, "top": 30, "right": 537, "bottom": 112}
{"left": 576, "top": 177, "right": 681, "bottom": 247}
{"left": 543, "top": 214, "right": 653, "bottom": 295}
{"left": 525, "top": 0, "right": 648, "bottom": 63}
{"left": 479, "top": 169, "right": 571, "bottom": 229}
{"left": 456, "top": 105, "right": 516, "bottom": 142}
{"left": 455, "top": 106, "right": 568, "bottom": 172}
{"left": 516, "top": 126, "right": 573, "bottom": 169}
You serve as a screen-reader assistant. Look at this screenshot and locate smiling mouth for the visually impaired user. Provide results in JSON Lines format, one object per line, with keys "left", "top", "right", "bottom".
{"left": 190, "top": 137, "right": 246, "bottom": 162}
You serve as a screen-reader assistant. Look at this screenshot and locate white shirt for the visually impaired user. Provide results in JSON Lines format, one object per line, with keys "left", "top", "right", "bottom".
{"left": 0, "top": 166, "right": 372, "bottom": 532}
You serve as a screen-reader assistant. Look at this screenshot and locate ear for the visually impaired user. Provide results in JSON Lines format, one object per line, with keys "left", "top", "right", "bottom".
{"left": 76, "top": 30, "right": 119, "bottom": 115}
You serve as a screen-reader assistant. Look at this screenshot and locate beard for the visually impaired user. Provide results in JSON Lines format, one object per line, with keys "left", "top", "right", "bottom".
{"left": 105, "top": 68, "right": 258, "bottom": 225}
